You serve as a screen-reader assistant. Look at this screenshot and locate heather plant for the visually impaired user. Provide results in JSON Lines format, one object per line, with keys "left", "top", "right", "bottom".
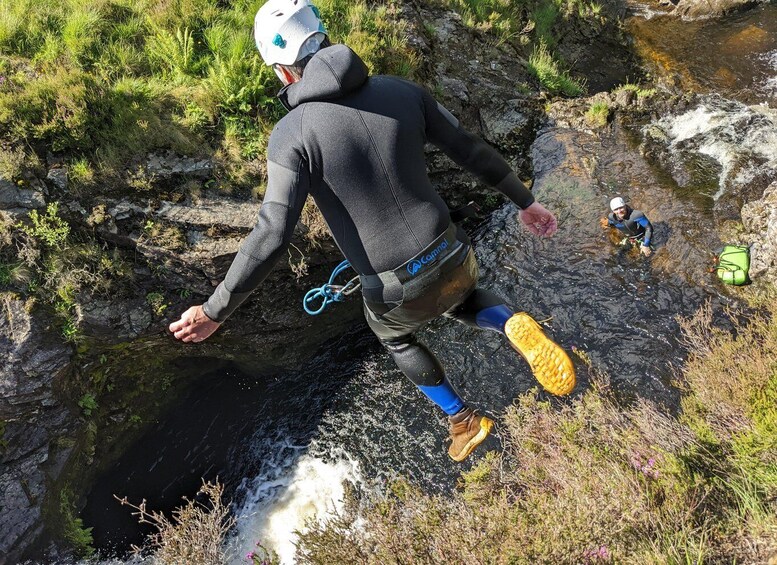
{"left": 116, "top": 480, "right": 237, "bottom": 565}
{"left": 296, "top": 302, "right": 777, "bottom": 564}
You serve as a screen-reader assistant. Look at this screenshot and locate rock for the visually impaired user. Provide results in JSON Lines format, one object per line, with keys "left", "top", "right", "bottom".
{"left": 481, "top": 100, "right": 532, "bottom": 153}
{"left": 629, "top": 0, "right": 765, "bottom": 18}
{"left": 155, "top": 197, "right": 261, "bottom": 230}
{"left": 741, "top": 181, "right": 777, "bottom": 282}
{"left": 108, "top": 199, "right": 148, "bottom": 221}
{"left": 0, "top": 179, "right": 45, "bottom": 211}
{"left": 46, "top": 168, "right": 68, "bottom": 191}
{"left": 78, "top": 297, "right": 153, "bottom": 340}
{"left": 675, "top": 0, "right": 759, "bottom": 18}
{"left": 146, "top": 152, "right": 213, "bottom": 179}
{"left": 614, "top": 88, "right": 637, "bottom": 108}
{"left": 439, "top": 77, "right": 469, "bottom": 103}
{"left": 0, "top": 295, "right": 73, "bottom": 564}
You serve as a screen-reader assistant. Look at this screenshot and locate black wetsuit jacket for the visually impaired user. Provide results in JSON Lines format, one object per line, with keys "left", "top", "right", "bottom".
{"left": 203, "top": 45, "right": 535, "bottom": 322}
{"left": 607, "top": 206, "right": 653, "bottom": 245}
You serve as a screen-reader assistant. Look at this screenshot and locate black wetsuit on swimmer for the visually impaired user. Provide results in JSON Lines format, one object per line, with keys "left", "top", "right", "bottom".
{"left": 202, "top": 44, "right": 534, "bottom": 416}
{"left": 608, "top": 207, "right": 653, "bottom": 247}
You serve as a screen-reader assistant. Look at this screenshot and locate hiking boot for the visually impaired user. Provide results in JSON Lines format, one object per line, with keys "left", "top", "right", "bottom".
{"left": 448, "top": 407, "right": 493, "bottom": 462}
{"left": 505, "top": 312, "right": 576, "bottom": 396}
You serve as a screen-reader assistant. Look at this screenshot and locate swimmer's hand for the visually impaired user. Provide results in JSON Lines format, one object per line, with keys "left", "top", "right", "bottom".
{"left": 519, "top": 202, "right": 558, "bottom": 238}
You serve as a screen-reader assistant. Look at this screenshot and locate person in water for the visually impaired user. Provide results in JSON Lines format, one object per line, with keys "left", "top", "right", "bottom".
{"left": 601, "top": 196, "right": 654, "bottom": 257}
{"left": 169, "top": 0, "right": 575, "bottom": 462}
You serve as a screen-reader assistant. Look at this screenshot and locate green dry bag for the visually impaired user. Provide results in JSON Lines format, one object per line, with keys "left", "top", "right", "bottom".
{"left": 714, "top": 245, "right": 750, "bottom": 286}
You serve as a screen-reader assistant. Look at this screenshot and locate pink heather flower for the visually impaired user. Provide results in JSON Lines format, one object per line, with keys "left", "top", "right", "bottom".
{"left": 246, "top": 551, "right": 255, "bottom": 561}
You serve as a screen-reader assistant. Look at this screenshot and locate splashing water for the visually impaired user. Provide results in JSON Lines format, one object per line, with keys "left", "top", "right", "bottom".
{"left": 230, "top": 451, "right": 362, "bottom": 565}
{"left": 649, "top": 96, "right": 777, "bottom": 199}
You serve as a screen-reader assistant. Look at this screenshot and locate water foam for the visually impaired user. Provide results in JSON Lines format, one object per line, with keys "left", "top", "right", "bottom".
{"left": 650, "top": 96, "right": 777, "bottom": 199}
{"left": 230, "top": 450, "right": 363, "bottom": 564}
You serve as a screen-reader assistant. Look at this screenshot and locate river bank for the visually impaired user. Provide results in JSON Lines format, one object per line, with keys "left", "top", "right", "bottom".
{"left": 1, "top": 0, "right": 776, "bottom": 563}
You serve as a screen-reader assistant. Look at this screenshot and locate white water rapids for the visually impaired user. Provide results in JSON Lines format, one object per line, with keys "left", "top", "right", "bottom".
{"left": 648, "top": 96, "right": 777, "bottom": 200}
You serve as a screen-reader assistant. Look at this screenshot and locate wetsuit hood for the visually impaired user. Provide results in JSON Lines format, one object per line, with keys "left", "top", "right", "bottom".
{"left": 279, "top": 44, "right": 369, "bottom": 110}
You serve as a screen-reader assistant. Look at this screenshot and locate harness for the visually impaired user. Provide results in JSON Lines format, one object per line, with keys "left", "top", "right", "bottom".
{"left": 302, "top": 203, "right": 480, "bottom": 315}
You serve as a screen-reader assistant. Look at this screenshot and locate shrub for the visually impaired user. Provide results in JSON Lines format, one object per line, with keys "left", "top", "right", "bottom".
{"left": 296, "top": 302, "right": 777, "bottom": 564}
{"left": 116, "top": 480, "right": 236, "bottom": 565}
{"left": 18, "top": 202, "right": 70, "bottom": 248}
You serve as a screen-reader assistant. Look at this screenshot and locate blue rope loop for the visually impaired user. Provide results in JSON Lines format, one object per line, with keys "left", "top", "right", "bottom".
{"left": 303, "top": 260, "right": 357, "bottom": 315}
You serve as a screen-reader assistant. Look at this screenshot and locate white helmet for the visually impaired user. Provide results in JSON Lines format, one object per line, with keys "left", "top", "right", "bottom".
{"left": 254, "top": 0, "right": 327, "bottom": 66}
{"left": 609, "top": 196, "right": 626, "bottom": 211}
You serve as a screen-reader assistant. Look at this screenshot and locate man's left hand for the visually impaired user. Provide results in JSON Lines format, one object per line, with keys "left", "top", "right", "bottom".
{"left": 169, "top": 305, "right": 222, "bottom": 343}
{"left": 519, "top": 202, "right": 558, "bottom": 237}
{"left": 640, "top": 245, "right": 652, "bottom": 257}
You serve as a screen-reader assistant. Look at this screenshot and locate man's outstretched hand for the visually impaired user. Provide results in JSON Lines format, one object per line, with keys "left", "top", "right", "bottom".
{"left": 169, "top": 305, "right": 221, "bottom": 343}
{"left": 519, "top": 202, "right": 558, "bottom": 237}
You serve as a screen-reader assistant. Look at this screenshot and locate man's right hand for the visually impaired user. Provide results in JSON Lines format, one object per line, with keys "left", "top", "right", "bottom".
{"left": 518, "top": 202, "right": 558, "bottom": 237}
{"left": 599, "top": 217, "right": 610, "bottom": 229}
{"left": 169, "top": 305, "right": 222, "bottom": 343}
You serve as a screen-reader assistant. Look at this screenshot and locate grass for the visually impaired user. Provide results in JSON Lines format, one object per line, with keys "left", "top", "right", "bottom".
{"left": 614, "top": 81, "right": 657, "bottom": 99}
{"left": 0, "top": 0, "right": 418, "bottom": 195}
{"left": 586, "top": 100, "right": 610, "bottom": 127}
{"left": 528, "top": 40, "right": 585, "bottom": 96}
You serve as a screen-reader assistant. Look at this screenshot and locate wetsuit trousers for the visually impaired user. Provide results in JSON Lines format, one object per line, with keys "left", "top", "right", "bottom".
{"left": 363, "top": 247, "right": 508, "bottom": 389}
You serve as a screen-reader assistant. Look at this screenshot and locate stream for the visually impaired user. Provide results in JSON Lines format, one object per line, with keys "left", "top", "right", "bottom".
{"left": 79, "top": 5, "right": 777, "bottom": 564}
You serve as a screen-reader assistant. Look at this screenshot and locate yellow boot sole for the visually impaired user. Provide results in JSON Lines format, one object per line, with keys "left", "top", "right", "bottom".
{"left": 448, "top": 416, "right": 494, "bottom": 462}
{"left": 505, "top": 312, "right": 576, "bottom": 396}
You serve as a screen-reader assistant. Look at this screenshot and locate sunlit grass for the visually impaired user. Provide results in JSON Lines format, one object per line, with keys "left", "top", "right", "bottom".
{"left": 0, "top": 0, "right": 417, "bottom": 194}
{"left": 528, "top": 40, "right": 585, "bottom": 96}
{"left": 586, "top": 100, "right": 610, "bottom": 126}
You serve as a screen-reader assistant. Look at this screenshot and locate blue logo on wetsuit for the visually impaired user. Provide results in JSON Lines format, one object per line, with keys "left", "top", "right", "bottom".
{"left": 407, "top": 240, "right": 449, "bottom": 276}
